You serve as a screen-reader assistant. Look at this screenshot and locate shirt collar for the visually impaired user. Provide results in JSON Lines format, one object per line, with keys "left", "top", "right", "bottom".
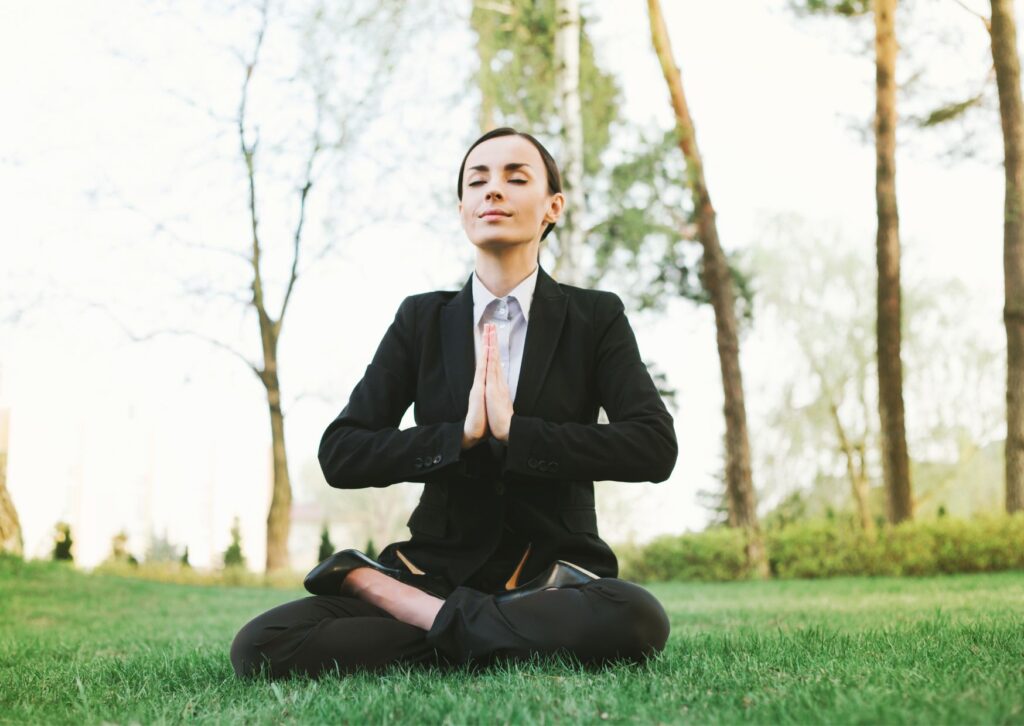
{"left": 472, "top": 264, "right": 539, "bottom": 327}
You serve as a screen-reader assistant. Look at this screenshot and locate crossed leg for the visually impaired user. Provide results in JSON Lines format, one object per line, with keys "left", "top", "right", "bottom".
{"left": 230, "top": 572, "right": 670, "bottom": 680}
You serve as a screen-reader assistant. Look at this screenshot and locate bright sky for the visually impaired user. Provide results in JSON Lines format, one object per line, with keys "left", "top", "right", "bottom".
{"left": 0, "top": 0, "right": 1011, "bottom": 570}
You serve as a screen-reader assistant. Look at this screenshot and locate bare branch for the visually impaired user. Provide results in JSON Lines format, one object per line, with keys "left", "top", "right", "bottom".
{"left": 277, "top": 98, "right": 323, "bottom": 333}
{"left": 239, "top": 0, "right": 274, "bottom": 336}
{"left": 949, "top": 0, "right": 992, "bottom": 34}
{"left": 75, "top": 297, "right": 263, "bottom": 380}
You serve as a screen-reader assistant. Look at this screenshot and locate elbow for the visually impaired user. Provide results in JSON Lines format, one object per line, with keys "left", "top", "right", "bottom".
{"left": 318, "top": 429, "right": 358, "bottom": 489}
{"left": 648, "top": 420, "right": 678, "bottom": 483}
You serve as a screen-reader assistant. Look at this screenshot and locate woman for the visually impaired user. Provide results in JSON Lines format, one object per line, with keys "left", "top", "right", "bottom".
{"left": 230, "top": 127, "right": 678, "bottom": 680}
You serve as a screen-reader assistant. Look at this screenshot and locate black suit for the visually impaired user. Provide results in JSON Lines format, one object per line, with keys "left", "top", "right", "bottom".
{"left": 317, "top": 263, "right": 678, "bottom": 590}
{"left": 230, "top": 265, "right": 676, "bottom": 680}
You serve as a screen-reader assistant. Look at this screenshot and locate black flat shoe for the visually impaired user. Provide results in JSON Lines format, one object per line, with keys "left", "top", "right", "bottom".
{"left": 493, "top": 560, "right": 599, "bottom": 604}
{"left": 304, "top": 549, "right": 449, "bottom": 598}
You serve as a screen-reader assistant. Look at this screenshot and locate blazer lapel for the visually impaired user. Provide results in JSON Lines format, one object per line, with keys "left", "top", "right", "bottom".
{"left": 440, "top": 264, "right": 568, "bottom": 418}
{"left": 513, "top": 265, "right": 567, "bottom": 415}
{"left": 441, "top": 272, "right": 475, "bottom": 416}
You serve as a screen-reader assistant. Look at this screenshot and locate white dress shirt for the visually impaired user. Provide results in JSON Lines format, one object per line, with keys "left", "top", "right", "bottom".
{"left": 472, "top": 264, "right": 539, "bottom": 406}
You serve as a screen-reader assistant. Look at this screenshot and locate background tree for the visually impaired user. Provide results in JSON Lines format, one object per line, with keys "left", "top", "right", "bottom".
{"left": 552, "top": 0, "right": 585, "bottom": 284}
{"left": 787, "top": 0, "right": 914, "bottom": 524}
{"left": 106, "top": 530, "right": 137, "bottom": 565}
{"left": 747, "top": 218, "right": 879, "bottom": 538}
{"left": 100, "top": 0, "right": 433, "bottom": 573}
{"left": 646, "top": 0, "right": 768, "bottom": 577}
{"left": 52, "top": 522, "right": 73, "bottom": 562}
{"left": 990, "top": 0, "right": 1024, "bottom": 513}
{"left": 223, "top": 516, "right": 246, "bottom": 569}
{"left": 317, "top": 523, "right": 334, "bottom": 563}
{"left": 749, "top": 214, "right": 1005, "bottom": 526}
{"left": 468, "top": 0, "right": 621, "bottom": 276}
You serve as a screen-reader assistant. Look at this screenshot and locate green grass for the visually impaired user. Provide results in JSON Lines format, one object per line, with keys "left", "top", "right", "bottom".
{"left": 1, "top": 557, "right": 1023, "bottom": 724}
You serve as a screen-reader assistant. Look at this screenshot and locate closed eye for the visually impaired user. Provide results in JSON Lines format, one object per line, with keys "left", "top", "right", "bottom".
{"left": 468, "top": 179, "right": 527, "bottom": 186}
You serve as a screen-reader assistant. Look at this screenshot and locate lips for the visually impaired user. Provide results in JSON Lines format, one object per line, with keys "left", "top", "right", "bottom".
{"left": 480, "top": 209, "right": 511, "bottom": 218}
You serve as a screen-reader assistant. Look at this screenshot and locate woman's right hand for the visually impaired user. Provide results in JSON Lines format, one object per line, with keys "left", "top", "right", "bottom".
{"left": 462, "top": 323, "right": 491, "bottom": 449}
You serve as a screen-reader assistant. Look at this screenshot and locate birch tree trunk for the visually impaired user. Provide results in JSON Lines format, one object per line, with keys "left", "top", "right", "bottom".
{"left": 991, "top": 0, "right": 1024, "bottom": 513}
{"left": 874, "top": 0, "right": 913, "bottom": 523}
{"left": 552, "top": 0, "right": 585, "bottom": 285}
{"left": 646, "top": 0, "right": 768, "bottom": 578}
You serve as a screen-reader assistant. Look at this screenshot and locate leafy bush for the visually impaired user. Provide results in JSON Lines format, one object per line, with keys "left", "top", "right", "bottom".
{"left": 620, "top": 527, "right": 749, "bottom": 582}
{"left": 622, "top": 513, "right": 1024, "bottom": 582}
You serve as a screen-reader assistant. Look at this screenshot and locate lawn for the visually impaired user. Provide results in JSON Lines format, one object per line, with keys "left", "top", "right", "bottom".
{"left": 1, "top": 558, "right": 1022, "bottom": 724}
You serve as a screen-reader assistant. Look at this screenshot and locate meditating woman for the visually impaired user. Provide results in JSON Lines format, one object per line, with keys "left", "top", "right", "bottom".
{"left": 230, "top": 126, "right": 678, "bottom": 680}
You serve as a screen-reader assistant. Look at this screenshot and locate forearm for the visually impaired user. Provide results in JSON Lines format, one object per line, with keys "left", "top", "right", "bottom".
{"left": 501, "top": 412, "right": 677, "bottom": 483}
{"left": 318, "top": 418, "right": 467, "bottom": 489}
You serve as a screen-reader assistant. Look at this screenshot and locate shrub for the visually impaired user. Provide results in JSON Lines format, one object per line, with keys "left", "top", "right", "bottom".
{"left": 623, "top": 512, "right": 1024, "bottom": 582}
{"left": 623, "top": 527, "right": 749, "bottom": 582}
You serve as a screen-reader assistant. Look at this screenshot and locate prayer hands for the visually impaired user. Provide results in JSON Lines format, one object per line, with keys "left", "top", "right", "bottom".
{"left": 461, "top": 322, "right": 514, "bottom": 448}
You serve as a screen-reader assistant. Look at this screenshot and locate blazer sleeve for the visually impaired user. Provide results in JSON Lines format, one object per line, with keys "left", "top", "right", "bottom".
{"left": 317, "top": 295, "right": 471, "bottom": 489}
{"left": 501, "top": 292, "right": 678, "bottom": 483}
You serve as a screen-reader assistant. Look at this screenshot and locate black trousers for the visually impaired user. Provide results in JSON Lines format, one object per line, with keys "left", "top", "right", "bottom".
{"left": 230, "top": 579, "right": 670, "bottom": 680}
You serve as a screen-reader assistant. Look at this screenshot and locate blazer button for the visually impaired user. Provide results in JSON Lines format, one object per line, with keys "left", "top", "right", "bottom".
{"left": 550, "top": 462, "right": 559, "bottom": 472}
{"left": 433, "top": 454, "right": 442, "bottom": 464}
{"left": 528, "top": 457, "right": 538, "bottom": 469}
{"left": 414, "top": 457, "right": 423, "bottom": 467}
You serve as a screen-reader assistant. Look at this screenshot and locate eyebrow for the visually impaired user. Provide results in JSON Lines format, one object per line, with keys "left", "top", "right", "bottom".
{"left": 467, "top": 163, "right": 533, "bottom": 173}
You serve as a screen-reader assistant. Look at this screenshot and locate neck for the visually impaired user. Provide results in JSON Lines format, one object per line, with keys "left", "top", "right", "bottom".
{"left": 474, "top": 242, "right": 540, "bottom": 298}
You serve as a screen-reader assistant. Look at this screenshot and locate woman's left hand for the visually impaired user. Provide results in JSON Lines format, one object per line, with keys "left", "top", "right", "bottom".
{"left": 484, "top": 323, "right": 514, "bottom": 442}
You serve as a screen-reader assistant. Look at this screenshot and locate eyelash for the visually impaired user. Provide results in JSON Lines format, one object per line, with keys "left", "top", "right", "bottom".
{"left": 468, "top": 179, "right": 527, "bottom": 186}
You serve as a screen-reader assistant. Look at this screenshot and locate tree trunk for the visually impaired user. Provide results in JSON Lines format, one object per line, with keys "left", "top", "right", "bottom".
{"left": 874, "top": 0, "right": 913, "bottom": 524}
{"left": 260, "top": 327, "right": 292, "bottom": 573}
{"left": 646, "top": 0, "right": 768, "bottom": 578}
{"left": 552, "top": 0, "right": 585, "bottom": 285}
{"left": 991, "top": 0, "right": 1024, "bottom": 513}
{"left": 0, "top": 409, "right": 22, "bottom": 556}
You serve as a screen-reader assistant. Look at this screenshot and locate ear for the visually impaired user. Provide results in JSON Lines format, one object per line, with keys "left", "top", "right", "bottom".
{"left": 544, "top": 192, "right": 565, "bottom": 224}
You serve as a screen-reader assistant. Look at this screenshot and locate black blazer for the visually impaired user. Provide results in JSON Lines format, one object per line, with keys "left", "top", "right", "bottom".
{"left": 318, "top": 264, "right": 677, "bottom": 590}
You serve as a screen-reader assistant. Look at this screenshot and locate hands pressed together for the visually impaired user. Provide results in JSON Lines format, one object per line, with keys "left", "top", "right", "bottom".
{"left": 462, "top": 322, "right": 514, "bottom": 449}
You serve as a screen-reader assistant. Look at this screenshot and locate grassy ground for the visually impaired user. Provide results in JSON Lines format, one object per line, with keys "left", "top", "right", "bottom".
{"left": 1, "top": 558, "right": 1022, "bottom": 725}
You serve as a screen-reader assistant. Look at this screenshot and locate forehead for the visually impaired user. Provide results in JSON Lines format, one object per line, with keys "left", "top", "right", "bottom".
{"left": 464, "top": 135, "right": 543, "bottom": 173}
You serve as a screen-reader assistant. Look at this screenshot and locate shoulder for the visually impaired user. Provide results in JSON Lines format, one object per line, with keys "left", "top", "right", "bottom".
{"left": 552, "top": 281, "right": 626, "bottom": 322}
{"left": 395, "top": 289, "right": 458, "bottom": 316}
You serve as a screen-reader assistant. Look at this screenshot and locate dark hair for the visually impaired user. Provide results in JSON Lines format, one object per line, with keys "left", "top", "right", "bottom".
{"left": 457, "top": 127, "right": 562, "bottom": 242}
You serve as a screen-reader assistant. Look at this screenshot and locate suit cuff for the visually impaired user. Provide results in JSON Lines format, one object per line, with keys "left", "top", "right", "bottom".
{"left": 414, "top": 420, "right": 467, "bottom": 478}
{"left": 502, "top": 414, "right": 561, "bottom": 478}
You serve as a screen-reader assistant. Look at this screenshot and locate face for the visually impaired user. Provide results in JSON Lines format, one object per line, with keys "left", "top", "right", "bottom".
{"left": 458, "top": 135, "right": 564, "bottom": 251}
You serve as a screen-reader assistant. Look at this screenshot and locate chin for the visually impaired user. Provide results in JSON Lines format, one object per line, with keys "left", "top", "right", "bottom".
{"left": 470, "top": 236, "right": 521, "bottom": 249}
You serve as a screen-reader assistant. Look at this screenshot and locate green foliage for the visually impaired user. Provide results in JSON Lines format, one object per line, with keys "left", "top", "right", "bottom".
{"left": 622, "top": 527, "right": 749, "bottom": 582}
{"left": 223, "top": 517, "right": 246, "bottom": 569}
{"left": 180, "top": 546, "right": 190, "bottom": 568}
{"left": 365, "top": 538, "right": 378, "bottom": 560}
{"left": 623, "top": 514, "right": 1024, "bottom": 582}
{"left": 470, "top": 0, "right": 621, "bottom": 177}
{"left": 52, "top": 521, "right": 73, "bottom": 561}
{"left": 789, "top": 0, "right": 871, "bottom": 16}
{"left": 318, "top": 523, "right": 334, "bottom": 563}
{"left": 586, "top": 128, "right": 755, "bottom": 323}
